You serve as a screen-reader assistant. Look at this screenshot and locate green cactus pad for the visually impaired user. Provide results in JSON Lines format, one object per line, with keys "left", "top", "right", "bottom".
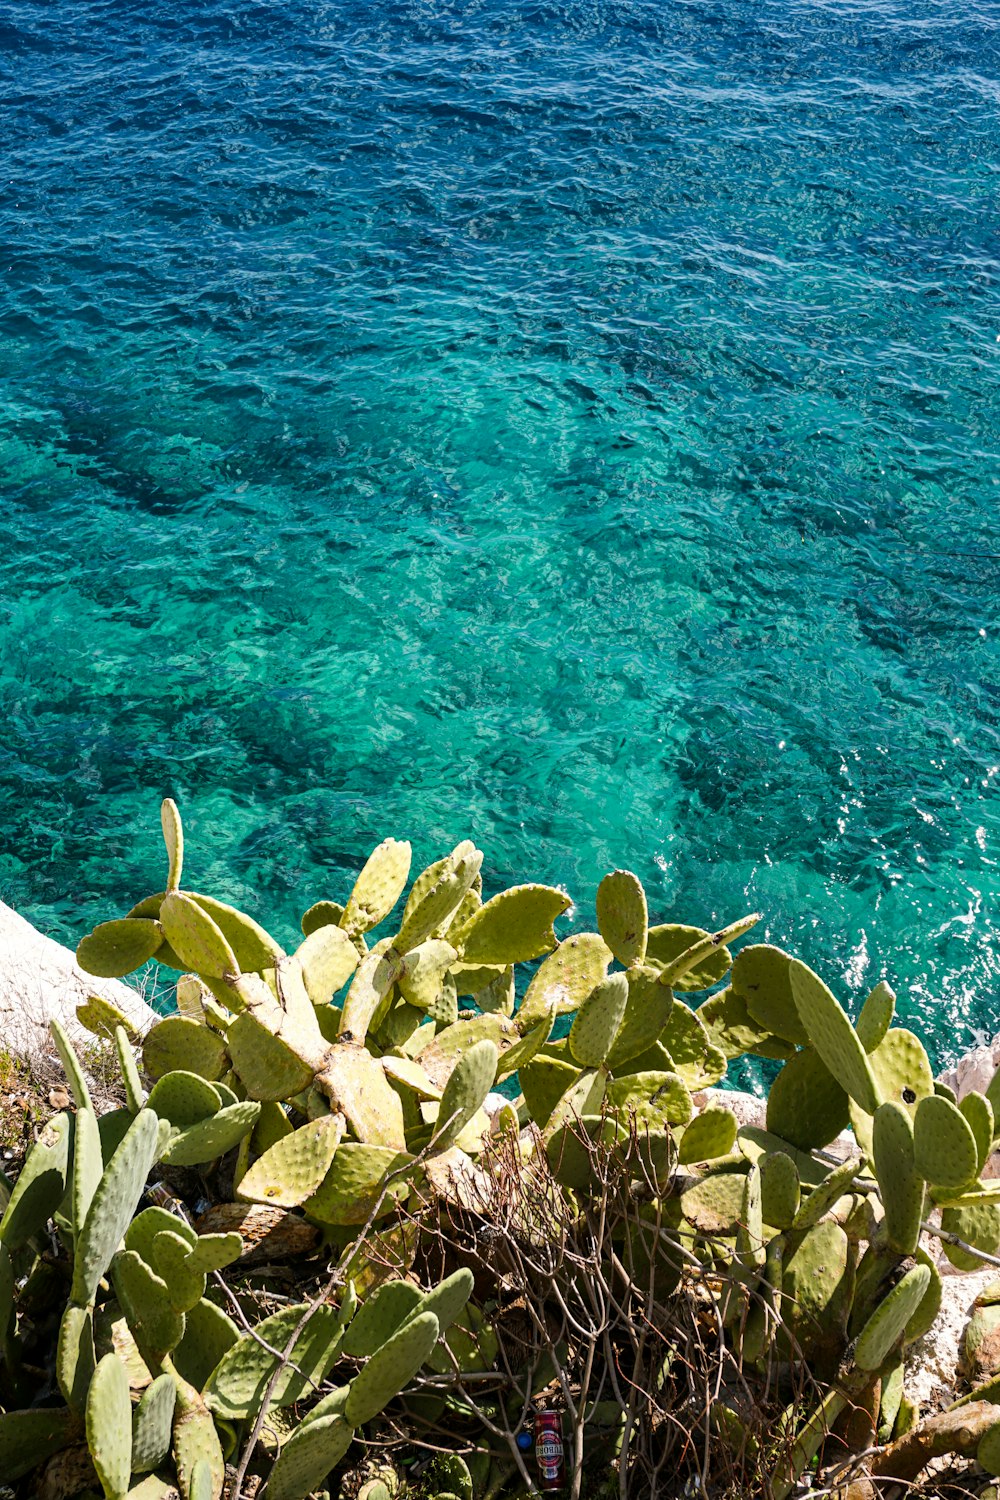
{"left": 758, "top": 1151, "right": 800, "bottom": 1229}
{"left": 77, "top": 993, "right": 140, "bottom": 1043}
{"left": 681, "top": 1171, "right": 747, "bottom": 1234}
{"left": 790, "top": 1157, "right": 859, "bottom": 1231}
{"left": 126, "top": 1205, "right": 196, "bottom": 1261}
{"left": 204, "top": 1301, "right": 347, "bottom": 1419}
{"left": 397, "top": 940, "right": 459, "bottom": 1018}
{"left": 268, "top": 1414, "right": 355, "bottom": 1500}
{"left": 518, "top": 1055, "right": 581, "bottom": 1129}
{"left": 595, "top": 869, "right": 648, "bottom": 967}
{"left": 415, "top": 1011, "right": 518, "bottom": 1089}
{"left": 395, "top": 847, "right": 482, "bottom": 952}
{"left": 737, "top": 1163, "right": 766, "bottom": 1269}
{"left": 71, "top": 1108, "right": 160, "bottom": 1306}
{"left": 71, "top": 1104, "right": 104, "bottom": 1240}
{"left": 143, "top": 1017, "right": 228, "bottom": 1082}
{"left": 339, "top": 949, "right": 399, "bottom": 1043}
{"left": 730, "top": 945, "right": 808, "bottom": 1045}
{"left": 0, "top": 1407, "right": 75, "bottom": 1482}
{"left": 606, "top": 1070, "right": 692, "bottom": 1129}
{"left": 696, "top": 987, "right": 775, "bottom": 1061}
{"left": 182, "top": 892, "right": 283, "bottom": 972}
{"left": 77, "top": 917, "right": 164, "bottom": 979}
{"left": 340, "top": 838, "right": 412, "bottom": 938}
{"left": 855, "top": 981, "right": 896, "bottom": 1052}
{"left": 737, "top": 1126, "right": 830, "bottom": 1186}
{"left": 341, "top": 1282, "right": 423, "bottom": 1358}
{"left": 645, "top": 923, "right": 735, "bottom": 993}
{"left": 495, "top": 1014, "right": 555, "bottom": 1083}
{"left": 147, "top": 1072, "right": 220, "bottom": 1128}
{"left": 86, "top": 1352, "right": 133, "bottom": 1500}
{"left": 98, "top": 1107, "right": 137, "bottom": 1172}
{"left": 172, "top": 1298, "right": 240, "bottom": 1393}
{"left": 941, "top": 1200, "right": 1000, "bottom": 1270}
{"left": 788, "top": 959, "right": 880, "bottom": 1114}
{"left": 113, "top": 1249, "right": 186, "bottom": 1359}
{"left": 766, "top": 1047, "right": 850, "bottom": 1151}
{"left": 238, "top": 1114, "right": 344, "bottom": 1208}
{"left": 658, "top": 1002, "right": 727, "bottom": 1089}
{"left": 226, "top": 1012, "right": 314, "bottom": 1102}
{"left": 569, "top": 972, "right": 629, "bottom": 1067}
{"left": 434, "top": 1039, "right": 498, "bottom": 1152}
{"left": 413, "top": 1267, "right": 474, "bottom": 1337}
{"left": 516, "top": 932, "right": 612, "bottom": 1033}
{"left": 544, "top": 1068, "right": 608, "bottom": 1143}
{"left": 604, "top": 966, "right": 674, "bottom": 1070}
{"left": 657, "top": 914, "right": 758, "bottom": 990}
{"left": 162, "top": 1101, "right": 260, "bottom": 1168}
{"left": 854, "top": 1263, "right": 932, "bottom": 1372}
{"left": 905, "top": 1249, "right": 943, "bottom": 1345}
{"left": 872, "top": 1102, "right": 925, "bottom": 1254}
{"left": 150, "top": 1229, "right": 209, "bottom": 1313}
{"left": 344, "top": 1308, "right": 440, "bottom": 1425}
{"left": 961, "top": 1091, "right": 995, "bottom": 1175}
{"left": 546, "top": 1114, "right": 629, "bottom": 1190}
{"left": 913, "top": 1093, "right": 980, "bottom": 1189}
{"left": 293, "top": 923, "right": 360, "bottom": 1006}
{"left": 678, "top": 1106, "right": 739, "bottom": 1165}
{"left": 781, "top": 1220, "right": 853, "bottom": 1368}
{"left": 979, "top": 1421, "right": 1000, "bottom": 1478}
{"left": 161, "top": 798, "right": 184, "bottom": 891}
{"left": 56, "top": 1302, "right": 96, "bottom": 1414}
{"left": 305, "top": 1143, "right": 413, "bottom": 1225}
{"left": 452, "top": 884, "right": 571, "bottom": 967}
{"left": 172, "top": 1378, "right": 225, "bottom": 1500}
{"left": 113, "top": 1026, "right": 145, "bottom": 1115}
{"left": 850, "top": 1027, "right": 935, "bottom": 1161}
{"left": 159, "top": 892, "right": 240, "bottom": 979}
{"left": 301, "top": 899, "right": 346, "bottom": 937}
{"left": 132, "top": 1373, "right": 176, "bottom": 1475}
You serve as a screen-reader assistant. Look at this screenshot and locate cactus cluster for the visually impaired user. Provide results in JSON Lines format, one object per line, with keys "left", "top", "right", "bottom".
{"left": 3, "top": 799, "right": 1000, "bottom": 1499}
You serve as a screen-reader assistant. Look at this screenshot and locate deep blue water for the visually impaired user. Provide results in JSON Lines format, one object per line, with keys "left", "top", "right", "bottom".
{"left": 2, "top": 0, "right": 1000, "bottom": 1068}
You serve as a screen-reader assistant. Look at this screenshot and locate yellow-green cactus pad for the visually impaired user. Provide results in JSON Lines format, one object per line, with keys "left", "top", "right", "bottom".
{"left": 737, "top": 1126, "right": 831, "bottom": 1187}
{"left": 518, "top": 1055, "right": 581, "bottom": 1129}
{"left": 766, "top": 1047, "right": 850, "bottom": 1151}
{"left": 758, "top": 1151, "right": 800, "bottom": 1229}
{"left": 132, "top": 1372, "right": 176, "bottom": 1476}
{"left": 730, "top": 944, "right": 807, "bottom": 1045}
{"left": 605, "top": 966, "right": 674, "bottom": 1069}
{"left": 543, "top": 1068, "right": 608, "bottom": 1143}
{"left": 237, "top": 1114, "right": 344, "bottom": 1208}
{"left": 941, "top": 1200, "right": 1000, "bottom": 1270}
{"left": 790, "top": 1157, "right": 859, "bottom": 1231}
{"left": 681, "top": 1171, "right": 747, "bottom": 1235}
{"left": 606, "top": 1070, "right": 692, "bottom": 1129}
{"left": 341, "top": 1281, "right": 423, "bottom": 1358}
{"left": 658, "top": 1002, "right": 727, "bottom": 1090}
{"left": 546, "top": 1114, "right": 629, "bottom": 1190}
{"left": 455, "top": 884, "right": 571, "bottom": 966}
{"left": 268, "top": 1414, "right": 355, "bottom": 1500}
{"left": 381, "top": 1054, "right": 442, "bottom": 1101}
{"left": 397, "top": 940, "right": 459, "bottom": 1019}
{"left": 470, "top": 964, "right": 515, "bottom": 1017}
{"left": 143, "top": 1016, "right": 229, "bottom": 1082}
{"left": 905, "top": 1249, "right": 942, "bottom": 1345}
{"left": 433, "top": 1039, "right": 498, "bottom": 1153}
{"left": 340, "top": 838, "right": 412, "bottom": 938}
{"left": 172, "top": 1298, "right": 240, "bottom": 1394}
{"left": 76, "top": 993, "right": 140, "bottom": 1042}
{"left": 855, "top": 980, "right": 895, "bottom": 1052}
{"left": 850, "top": 1027, "right": 935, "bottom": 1161}
{"left": 172, "top": 1379, "right": 225, "bottom": 1500}
{"left": 645, "top": 923, "right": 734, "bottom": 993}
{"left": 0, "top": 1408, "right": 76, "bottom": 1483}
{"left": 77, "top": 917, "right": 164, "bottom": 979}
{"left": 595, "top": 869, "right": 648, "bottom": 967}
{"left": 295, "top": 924, "right": 360, "bottom": 1005}
{"left": 415, "top": 1012, "right": 518, "bottom": 1089}
{"left": 872, "top": 1102, "right": 924, "bottom": 1254}
{"left": 395, "top": 846, "right": 483, "bottom": 952}
{"left": 146, "top": 1072, "right": 220, "bottom": 1128}
{"left": 301, "top": 900, "right": 345, "bottom": 937}
{"left": 339, "top": 949, "right": 400, "bottom": 1043}
{"left": 162, "top": 1101, "right": 261, "bottom": 1168}
{"left": 160, "top": 798, "right": 184, "bottom": 892}
{"left": 226, "top": 1012, "right": 314, "bottom": 1101}
{"left": 855, "top": 1263, "right": 932, "bottom": 1372}
{"left": 516, "top": 932, "right": 612, "bottom": 1032}
{"left": 961, "top": 1091, "right": 995, "bottom": 1175}
{"left": 159, "top": 893, "right": 239, "bottom": 980}
{"left": 789, "top": 960, "right": 880, "bottom": 1114}
{"left": 71, "top": 1109, "right": 160, "bottom": 1306}
{"left": 656, "top": 915, "right": 758, "bottom": 990}
{"left": 86, "top": 1352, "right": 132, "bottom": 1500}
{"left": 678, "top": 1106, "right": 739, "bottom": 1166}
{"left": 696, "top": 987, "right": 774, "bottom": 1060}
{"left": 204, "top": 1302, "right": 348, "bottom": 1419}
{"left": 781, "top": 1220, "right": 853, "bottom": 1366}
{"left": 913, "top": 1093, "right": 979, "bottom": 1189}
{"left": 495, "top": 1013, "right": 555, "bottom": 1082}
{"left": 305, "top": 1143, "right": 413, "bottom": 1226}
{"left": 569, "top": 972, "right": 629, "bottom": 1067}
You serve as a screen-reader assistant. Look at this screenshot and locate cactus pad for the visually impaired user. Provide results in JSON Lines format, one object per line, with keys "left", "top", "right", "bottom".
{"left": 172, "top": 1297, "right": 240, "bottom": 1393}
{"left": 339, "top": 838, "right": 412, "bottom": 938}
{"left": 72, "top": 1108, "right": 160, "bottom": 1307}
{"left": 434, "top": 1039, "right": 498, "bottom": 1152}
{"left": 339, "top": 949, "right": 399, "bottom": 1043}
{"left": 86, "top": 1352, "right": 132, "bottom": 1500}
{"left": 159, "top": 892, "right": 240, "bottom": 979}
{"left": 77, "top": 993, "right": 140, "bottom": 1043}
{"left": 872, "top": 1102, "right": 924, "bottom": 1254}
{"left": 791, "top": 1157, "right": 859, "bottom": 1231}
{"left": 681, "top": 1171, "right": 747, "bottom": 1234}
{"left": 143, "top": 1017, "right": 228, "bottom": 1082}
{"left": 162, "top": 1101, "right": 261, "bottom": 1168}
{"left": 759, "top": 1151, "right": 800, "bottom": 1229}
{"left": 645, "top": 923, "right": 733, "bottom": 993}
{"left": 454, "top": 884, "right": 570, "bottom": 966}
{"left": 678, "top": 1106, "right": 739, "bottom": 1165}
{"left": 766, "top": 1047, "right": 850, "bottom": 1151}
{"left": 295, "top": 923, "right": 360, "bottom": 1005}
{"left": 341, "top": 1282, "right": 423, "bottom": 1358}
{"left": 659, "top": 1002, "right": 727, "bottom": 1089}
{"left": 132, "top": 1373, "right": 176, "bottom": 1475}
{"left": 237, "top": 1113, "right": 344, "bottom": 1209}
{"left": 398, "top": 940, "right": 459, "bottom": 1019}
{"left": 569, "top": 972, "right": 629, "bottom": 1066}
{"left": 605, "top": 966, "right": 674, "bottom": 1069}
{"left": 395, "top": 847, "right": 482, "bottom": 952}
{"left": 595, "top": 869, "right": 648, "bottom": 967}
{"left": 317, "top": 1044, "right": 407, "bottom": 1149}
{"left": 730, "top": 944, "right": 807, "bottom": 1045}
{"left": 606, "top": 1070, "right": 692, "bottom": 1129}
{"left": 147, "top": 1072, "right": 220, "bottom": 1128}
{"left": 854, "top": 1263, "right": 932, "bottom": 1371}
{"left": 302, "top": 900, "right": 346, "bottom": 937}
{"left": 913, "top": 1093, "right": 979, "bottom": 1189}
{"left": 344, "top": 1308, "right": 440, "bottom": 1424}
{"left": 696, "top": 987, "right": 775, "bottom": 1060}
{"left": 961, "top": 1091, "right": 995, "bottom": 1175}
{"left": 77, "top": 917, "right": 164, "bottom": 979}
{"left": 781, "top": 1221, "right": 853, "bottom": 1369}
{"left": 226, "top": 1013, "right": 314, "bottom": 1101}
{"left": 941, "top": 1200, "right": 1000, "bottom": 1270}
{"left": 0, "top": 1109, "right": 71, "bottom": 1251}
{"left": 204, "top": 1302, "right": 347, "bottom": 1419}
{"left": 855, "top": 981, "right": 895, "bottom": 1052}
{"left": 305, "top": 1143, "right": 413, "bottom": 1225}
{"left": 267, "top": 1414, "right": 356, "bottom": 1500}
{"left": 517, "top": 932, "right": 612, "bottom": 1032}
{"left": 789, "top": 959, "right": 880, "bottom": 1114}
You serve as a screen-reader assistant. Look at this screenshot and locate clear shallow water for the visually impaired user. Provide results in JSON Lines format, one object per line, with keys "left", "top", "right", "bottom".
{"left": 2, "top": 0, "right": 1000, "bottom": 1068}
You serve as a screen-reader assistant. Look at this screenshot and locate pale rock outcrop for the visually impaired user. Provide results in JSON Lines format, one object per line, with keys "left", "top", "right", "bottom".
{"left": 0, "top": 899, "right": 156, "bottom": 1059}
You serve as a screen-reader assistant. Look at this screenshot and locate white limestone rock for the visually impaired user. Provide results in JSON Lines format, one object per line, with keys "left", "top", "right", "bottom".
{"left": 0, "top": 899, "right": 157, "bottom": 1060}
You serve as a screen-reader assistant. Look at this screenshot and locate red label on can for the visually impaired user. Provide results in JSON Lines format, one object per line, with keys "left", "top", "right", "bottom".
{"left": 535, "top": 1412, "right": 564, "bottom": 1488}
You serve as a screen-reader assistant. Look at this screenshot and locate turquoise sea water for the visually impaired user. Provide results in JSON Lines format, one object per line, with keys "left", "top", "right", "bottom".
{"left": 2, "top": 0, "right": 1000, "bottom": 1069}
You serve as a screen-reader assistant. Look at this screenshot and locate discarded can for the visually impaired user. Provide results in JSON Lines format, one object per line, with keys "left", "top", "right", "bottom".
{"left": 534, "top": 1409, "right": 565, "bottom": 1491}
